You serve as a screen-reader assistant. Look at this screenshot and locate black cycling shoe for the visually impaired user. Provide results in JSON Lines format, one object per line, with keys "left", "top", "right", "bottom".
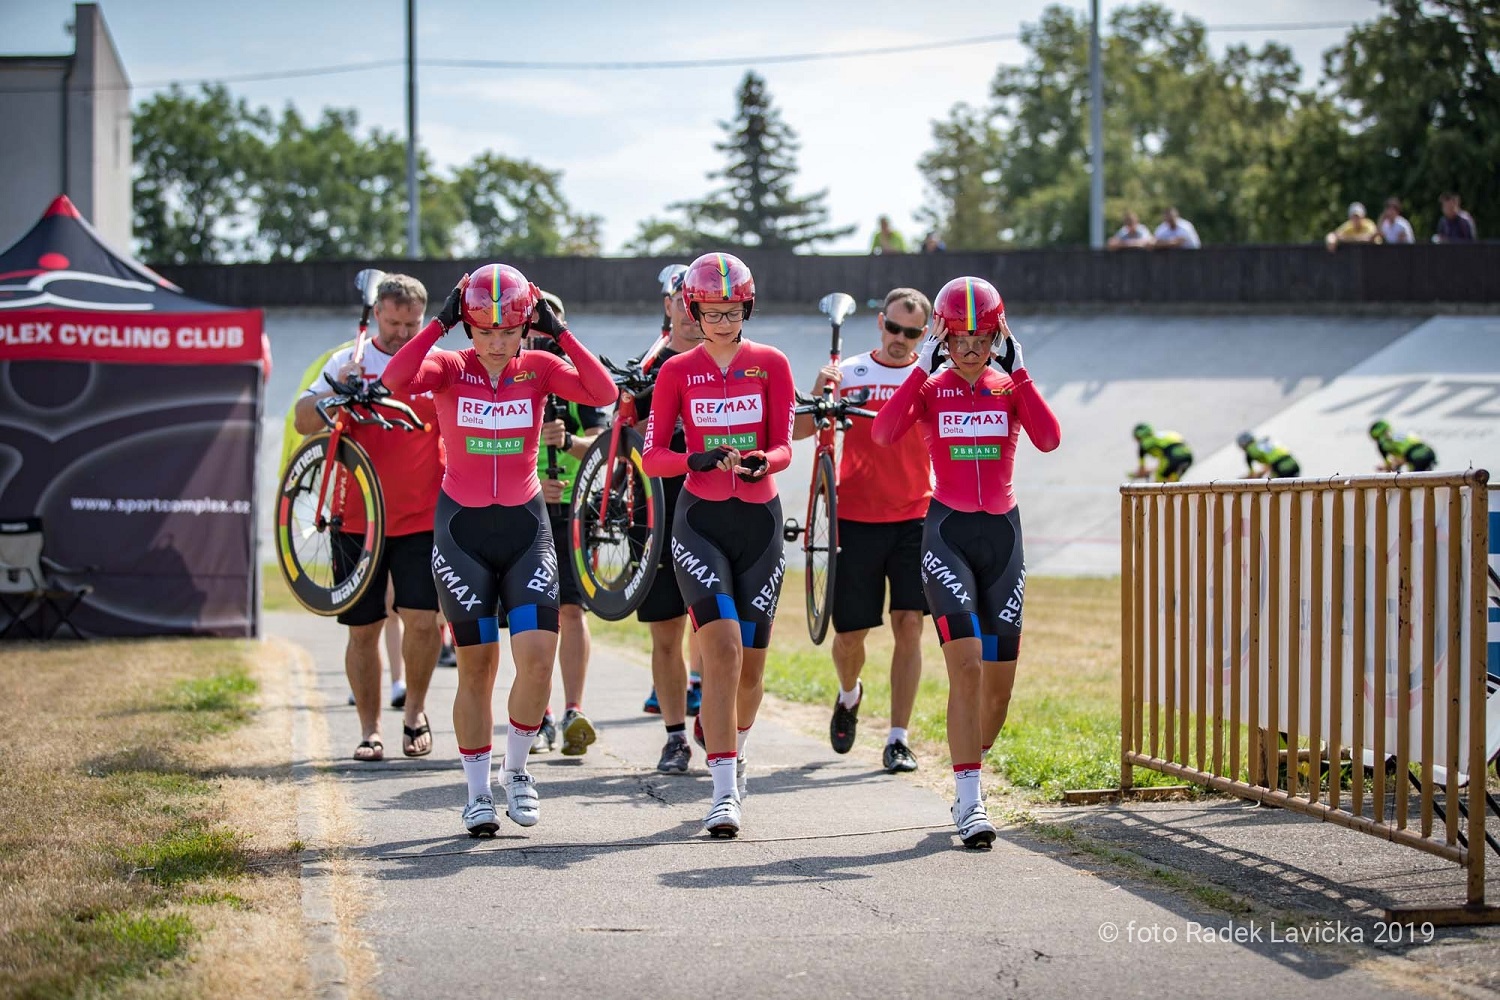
{"left": 657, "top": 735, "right": 691, "bottom": 773}
{"left": 882, "top": 739, "right": 918, "bottom": 773}
{"left": 829, "top": 690, "right": 860, "bottom": 754}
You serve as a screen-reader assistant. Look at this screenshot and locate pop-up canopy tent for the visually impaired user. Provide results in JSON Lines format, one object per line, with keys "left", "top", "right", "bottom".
{"left": 0, "top": 195, "right": 268, "bottom": 637}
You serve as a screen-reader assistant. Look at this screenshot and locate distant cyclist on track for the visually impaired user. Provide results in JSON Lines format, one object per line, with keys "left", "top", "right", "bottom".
{"left": 1236, "top": 432, "right": 1301, "bottom": 480}
{"left": 1369, "top": 419, "right": 1437, "bottom": 472}
{"left": 382, "top": 263, "right": 615, "bottom": 838}
{"left": 872, "top": 276, "right": 1061, "bottom": 849}
{"left": 641, "top": 252, "right": 797, "bottom": 838}
{"left": 1130, "top": 423, "right": 1193, "bottom": 483}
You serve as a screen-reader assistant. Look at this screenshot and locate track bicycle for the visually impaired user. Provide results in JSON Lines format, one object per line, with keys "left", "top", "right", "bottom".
{"left": 781, "top": 293, "right": 876, "bottom": 644}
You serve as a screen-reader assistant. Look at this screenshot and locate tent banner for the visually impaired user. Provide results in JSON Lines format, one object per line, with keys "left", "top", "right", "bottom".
{"left": 0, "top": 309, "right": 264, "bottom": 365}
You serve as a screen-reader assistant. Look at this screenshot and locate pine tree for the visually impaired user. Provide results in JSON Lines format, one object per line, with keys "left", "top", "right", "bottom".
{"left": 692, "top": 71, "right": 853, "bottom": 250}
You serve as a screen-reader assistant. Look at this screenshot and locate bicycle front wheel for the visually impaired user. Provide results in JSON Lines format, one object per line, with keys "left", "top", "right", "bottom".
{"left": 275, "top": 432, "right": 386, "bottom": 616}
{"left": 569, "top": 427, "right": 664, "bottom": 621}
{"left": 804, "top": 450, "right": 837, "bottom": 645}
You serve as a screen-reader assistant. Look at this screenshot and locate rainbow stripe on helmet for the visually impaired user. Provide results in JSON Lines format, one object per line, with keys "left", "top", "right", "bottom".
{"left": 492, "top": 265, "right": 502, "bottom": 326}
{"left": 717, "top": 253, "right": 731, "bottom": 299}
{"left": 964, "top": 278, "right": 976, "bottom": 331}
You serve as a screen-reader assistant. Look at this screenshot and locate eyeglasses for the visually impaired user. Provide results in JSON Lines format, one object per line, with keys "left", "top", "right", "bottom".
{"left": 699, "top": 308, "right": 745, "bottom": 324}
{"left": 949, "top": 335, "right": 994, "bottom": 350}
{"left": 883, "top": 318, "right": 925, "bottom": 339}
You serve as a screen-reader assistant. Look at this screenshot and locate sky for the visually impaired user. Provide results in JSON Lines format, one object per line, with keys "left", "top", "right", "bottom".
{"left": 0, "top": 0, "right": 1380, "bottom": 254}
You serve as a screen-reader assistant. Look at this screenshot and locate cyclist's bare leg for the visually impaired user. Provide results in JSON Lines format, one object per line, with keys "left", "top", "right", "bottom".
{"left": 941, "top": 636, "right": 985, "bottom": 765}
{"left": 453, "top": 642, "right": 501, "bottom": 752}
{"left": 346, "top": 621, "right": 384, "bottom": 752}
{"left": 649, "top": 616, "right": 690, "bottom": 727}
{"left": 507, "top": 629, "right": 559, "bottom": 737}
{"left": 831, "top": 628, "right": 868, "bottom": 697}
{"left": 558, "top": 603, "right": 589, "bottom": 708}
{"left": 397, "top": 608, "right": 441, "bottom": 754}
{"left": 736, "top": 647, "right": 768, "bottom": 730}
{"left": 979, "top": 658, "right": 1019, "bottom": 751}
{"left": 696, "top": 618, "right": 744, "bottom": 755}
{"left": 888, "top": 610, "right": 924, "bottom": 731}
{"left": 384, "top": 583, "right": 404, "bottom": 687}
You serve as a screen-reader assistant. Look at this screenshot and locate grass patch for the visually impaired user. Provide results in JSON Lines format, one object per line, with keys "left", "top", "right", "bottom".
{"left": 261, "top": 562, "right": 297, "bottom": 612}
{"left": 182, "top": 890, "right": 252, "bottom": 911}
{"left": 166, "top": 664, "right": 258, "bottom": 735}
{"left": 594, "top": 572, "right": 1180, "bottom": 800}
{"left": 121, "top": 826, "right": 247, "bottom": 886}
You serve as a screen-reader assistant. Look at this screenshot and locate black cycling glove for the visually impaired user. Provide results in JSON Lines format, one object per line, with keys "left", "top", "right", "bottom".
{"left": 530, "top": 296, "right": 568, "bottom": 338}
{"left": 436, "top": 282, "right": 465, "bottom": 332}
{"left": 687, "top": 446, "right": 734, "bottom": 473}
{"left": 997, "top": 335, "right": 1024, "bottom": 374}
{"left": 736, "top": 454, "right": 768, "bottom": 481}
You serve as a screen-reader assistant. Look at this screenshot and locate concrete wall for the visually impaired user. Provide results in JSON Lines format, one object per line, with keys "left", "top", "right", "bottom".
{"left": 0, "top": 4, "right": 131, "bottom": 251}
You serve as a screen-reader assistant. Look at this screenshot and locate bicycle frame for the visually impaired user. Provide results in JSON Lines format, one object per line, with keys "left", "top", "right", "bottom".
{"left": 308, "top": 377, "right": 424, "bottom": 533}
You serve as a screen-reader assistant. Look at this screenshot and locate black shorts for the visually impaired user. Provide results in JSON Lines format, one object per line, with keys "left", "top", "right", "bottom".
{"left": 1160, "top": 446, "right": 1193, "bottom": 482}
{"left": 432, "top": 491, "right": 560, "bottom": 647}
{"left": 1405, "top": 445, "right": 1436, "bottom": 472}
{"left": 831, "top": 518, "right": 928, "bottom": 633}
{"left": 1269, "top": 457, "right": 1301, "bottom": 479}
{"left": 921, "top": 500, "right": 1025, "bottom": 662}
{"left": 636, "top": 473, "right": 688, "bottom": 623}
{"left": 332, "top": 529, "right": 438, "bottom": 627}
{"left": 671, "top": 492, "right": 785, "bottom": 649}
{"left": 549, "top": 513, "right": 582, "bottom": 607}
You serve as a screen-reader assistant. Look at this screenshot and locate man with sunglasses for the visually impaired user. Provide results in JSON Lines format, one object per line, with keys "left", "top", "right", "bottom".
{"left": 793, "top": 287, "right": 934, "bottom": 774}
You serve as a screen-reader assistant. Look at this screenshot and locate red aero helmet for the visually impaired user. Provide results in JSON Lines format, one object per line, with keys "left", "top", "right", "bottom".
{"left": 932, "top": 276, "right": 1005, "bottom": 336}
{"left": 681, "top": 252, "right": 756, "bottom": 321}
{"left": 461, "top": 263, "right": 539, "bottom": 332}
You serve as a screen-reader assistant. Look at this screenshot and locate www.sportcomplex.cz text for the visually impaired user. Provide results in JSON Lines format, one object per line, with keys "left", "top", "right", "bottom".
{"left": 70, "top": 496, "right": 251, "bottom": 515}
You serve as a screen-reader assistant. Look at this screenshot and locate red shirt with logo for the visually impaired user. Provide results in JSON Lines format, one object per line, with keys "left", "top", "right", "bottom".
{"left": 871, "top": 364, "right": 1061, "bottom": 515}
{"left": 641, "top": 340, "right": 796, "bottom": 504}
{"left": 382, "top": 320, "right": 616, "bottom": 508}
{"left": 302, "top": 338, "right": 442, "bottom": 537}
{"left": 831, "top": 350, "right": 933, "bottom": 523}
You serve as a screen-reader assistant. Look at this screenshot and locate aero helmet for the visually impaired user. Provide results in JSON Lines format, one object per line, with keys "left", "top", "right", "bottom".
{"left": 461, "top": 263, "right": 540, "bottom": 335}
{"left": 1369, "top": 419, "right": 1391, "bottom": 440}
{"left": 1236, "top": 431, "right": 1254, "bottom": 450}
{"left": 681, "top": 252, "right": 755, "bottom": 322}
{"left": 1133, "top": 423, "right": 1154, "bottom": 441}
{"left": 932, "top": 276, "right": 1005, "bottom": 337}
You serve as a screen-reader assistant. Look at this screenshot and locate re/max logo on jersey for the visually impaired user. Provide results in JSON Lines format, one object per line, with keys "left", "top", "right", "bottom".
{"left": 937, "top": 411, "right": 1009, "bottom": 438}
{"left": 690, "top": 394, "right": 762, "bottom": 426}
{"left": 466, "top": 436, "right": 524, "bottom": 455}
{"left": 457, "top": 397, "right": 533, "bottom": 429}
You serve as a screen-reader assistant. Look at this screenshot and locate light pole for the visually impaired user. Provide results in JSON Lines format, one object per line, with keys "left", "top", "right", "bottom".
{"left": 405, "top": 0, "right": 420, "bottom": 258}
{"left": 1089, "top": 0, "right": 1104, "bottom": 250}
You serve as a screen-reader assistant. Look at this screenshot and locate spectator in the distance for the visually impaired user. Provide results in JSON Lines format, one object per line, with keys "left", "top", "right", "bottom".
{"left": 1106, "top": 210, "right": 1154, "bottom": 250}
{"left": 1152, "top": 206, "right": 1200, "bottom": 249}
{"left": 1377, "top": 197, "right": 1414, "bottom": 244}
{"left": 921, "top": 230, "right": 947, "bottom": 253}
{"left": 870, "top": 215, "right": 908, "bottom": 255}
{"left": 1324, "top": 202, "right": 1380, "bottom": 251}
{"left": 1434, "top": 192, "right": 1477, "bottom": 243}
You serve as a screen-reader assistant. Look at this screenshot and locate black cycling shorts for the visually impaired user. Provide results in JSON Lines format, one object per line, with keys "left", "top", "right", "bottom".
{"left": 671, "top": 491, "right": 785, "bottom": 649}
{"left": 1161, "top": 445, "right": 1193, "bottom": 481}
{"left": 549, "top": 513, "right": 582, "bottom": 607}
{"left": 831, "top": 517, "right": 928, "bottom": 633}
{"left": 636, "top": 473, "right": 688, "bottom": 623}
{"left": 921, "top": 500, "right": 1025, "bottom": 662}
{"left": 1269, "top": 457, "right": 1301, "bottom": 479}
{"left": 1405, "top": 444, "right": 1436, "bottom": 472}
{"left": 432, "top": 491, "right": 560, "bottom": 647}
{"left": 331, "top": 529, "right": 439, "bottom": 628}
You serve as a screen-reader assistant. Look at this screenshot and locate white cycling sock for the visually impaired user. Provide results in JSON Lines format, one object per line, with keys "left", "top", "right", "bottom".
{"left": 505, "top": 717, "right": 540, "bottom": 773}
{"left": 707, "top": 753, "right": 738, "bottom": 800}
{"left": 887, "top": 727, "right": 908, "bottom": 745}
{"left": 953, "top": 762, "right": 982, "bottom": 811}
{"left": 459, "top": 744, "right": 492, "bottom": 801}
{"left": 837, "top": 681, "right": 862, "bottom": 709}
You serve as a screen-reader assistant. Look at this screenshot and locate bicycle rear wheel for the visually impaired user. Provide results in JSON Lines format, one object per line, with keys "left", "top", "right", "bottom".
{"left": 569, "top": 427, "right": 663, "bottom": 620}
{"left": 804, "top": 450, "right": 837, "bottom": 645}
{"left": 275, "top": 432, "right": 386, "bottom": 616}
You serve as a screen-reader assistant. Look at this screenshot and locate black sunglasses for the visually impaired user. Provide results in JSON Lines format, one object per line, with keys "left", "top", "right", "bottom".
{"left": 883, "top": 318, "right": 924, "bottom": 339}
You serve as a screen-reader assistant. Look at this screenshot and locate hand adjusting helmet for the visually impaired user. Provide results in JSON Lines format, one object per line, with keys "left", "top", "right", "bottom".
{"left": 460, "top": 262, "right": 540, "bottom": 338}
{"left": 932, "top": 276, "right": 1005, "bottom": 338}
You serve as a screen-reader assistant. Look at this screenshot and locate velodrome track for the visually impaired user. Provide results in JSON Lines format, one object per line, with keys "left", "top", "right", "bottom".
{"left": 262, "top": 309, "right": 1498, "bottom": 575}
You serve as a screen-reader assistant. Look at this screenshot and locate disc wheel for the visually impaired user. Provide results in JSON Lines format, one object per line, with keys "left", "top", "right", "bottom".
{"left": 804, "top": 450, "right": 837, "bottom": 645}
{"left": 569, "top": 427, "right": 664, "bottom": 620}
{"left": 275, "top": 432, "right": 385, "bottom": 616}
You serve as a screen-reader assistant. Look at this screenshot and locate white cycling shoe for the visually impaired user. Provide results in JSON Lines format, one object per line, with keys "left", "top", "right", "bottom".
{"left": 502, "top": 770, "right": 540, "bottom": 827}
{"left": 703, "top": 793, "right": 742, "bottom": 839}
{"left": 951, "top": 799, "right": 996, "bottom": 850}
{"left": 736, "top": 754, "right": 749, "bottom": 800}
{"left": 462, "top": 794, "right": 499, "bottom": 837}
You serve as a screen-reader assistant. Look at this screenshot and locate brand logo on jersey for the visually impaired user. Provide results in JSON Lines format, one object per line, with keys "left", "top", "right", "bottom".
{"left": 432, "top": 548, "right": 483, "bottom": 611}
{"left": 937, "top": 388, "right": 962, "bottom": 398}
{"left": 457, "top": 396, "right": 533, "bottom": 429}
{"left": 687, "top": 373, "right": 714, "bottom": 387}
{"left": 999, "top": 567, "right": 1026, "bottom": 625}
{"left": 854, "top": 366, "right": 868, "bottom": 376}
{"left": 950, "top": 444, "right": 1002, "bottom": 460}
{"left": 733, "top": 366, "right": 767, "bottom": 379}
{"left": 978, "top": 387, "right": 1012, "bottom": 397}
{"left": 751, "top": 554, "right": 786, "bottom": 614}
{"left": 505, "top": 370, "right": 537, "bottom": 385}
{"left": 458, "top": 371, "right": 488, "bottom": 386}
{"left": 921, "top": 550, "right": 972, "bottom": 605}
{"left": 466, "top": 435, "right": 524, "bottom": 455}
{"left": 703, "top": 432, "right": 757, "bottom": 450}
{"left": 670, "top": 538, "right": 720, "bottom": 589}
{"left": 690, "top": 394, "right": 762, "bottom": 426}
{"left": 938, "top": 411, "right": 1009, "bottom": 438}
{"left": 847, "top": 385, "right": 896, "bottom": 402}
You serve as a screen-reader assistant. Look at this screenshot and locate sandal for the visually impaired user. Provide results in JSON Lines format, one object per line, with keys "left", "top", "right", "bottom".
{"left": 403, "top": 714, "right": 432, "bottom": 758}
{"left": 353, "top": 739, "right": 384, "bottom": 762}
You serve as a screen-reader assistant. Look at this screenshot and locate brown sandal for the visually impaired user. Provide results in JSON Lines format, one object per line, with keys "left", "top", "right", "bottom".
{"left": 353, "top": 739, "right": 384, "bottom": 762}
{"left": 403, "top": 714, "right": 432, "bottom": 758}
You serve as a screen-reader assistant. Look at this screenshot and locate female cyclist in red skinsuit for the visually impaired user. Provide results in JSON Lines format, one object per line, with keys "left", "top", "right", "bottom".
{"left": 872, "top": 276, "right": 1061, "bottom": 849}
{"left": 641, "top": 252, "right": 797, "bottom": 839}
{"left": 383, "top": 263, "right": 615, "bottom": 837}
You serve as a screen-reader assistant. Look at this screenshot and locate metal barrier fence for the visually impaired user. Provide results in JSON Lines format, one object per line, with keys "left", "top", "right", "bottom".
{"left": 1119, "top": 471, "right": 1498, "bottom": 924}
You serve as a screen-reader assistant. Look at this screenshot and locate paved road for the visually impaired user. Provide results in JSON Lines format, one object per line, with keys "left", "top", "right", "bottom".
{"left": 273, "top": 609, "right": 1430, "bottom": 1000}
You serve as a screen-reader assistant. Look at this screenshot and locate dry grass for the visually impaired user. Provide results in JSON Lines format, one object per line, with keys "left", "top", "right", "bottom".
{"left": 0, "top": 637, "right": 309, "bottom": 999}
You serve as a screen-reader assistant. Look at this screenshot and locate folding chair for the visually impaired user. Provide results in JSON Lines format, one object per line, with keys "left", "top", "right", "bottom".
{"left": 0, "top": 517, "right": 93, "bottom": 639}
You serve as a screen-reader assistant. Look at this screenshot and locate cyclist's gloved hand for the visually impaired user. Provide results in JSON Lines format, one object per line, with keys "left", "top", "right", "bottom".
{"left": 436, "top": 278, "right": 466, "bottom": 332}
{"left": 529, "top": 293, "right": 567, "bottom": 339}
{"left": 917, "top": 331, "right": 946, "bottom": 373}
{"left": 997, "top": 334, "right": 1024, "bottom": 374}
{"left": 736, "top": 452, "right": 769, "bottom": 482}
{"left": 687, "top": 445, "right": 734, "bottom": 473}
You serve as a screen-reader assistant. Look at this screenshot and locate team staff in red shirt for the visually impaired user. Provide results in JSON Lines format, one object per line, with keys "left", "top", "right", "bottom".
{"left": 793, "top": 287, "right": 934, "bottom": 774}
{"left": 872, "top": 277, "right": 1061, "bottom": 849}
{"left": 383, "top": 264, "right": 616, "bottom": 837}
{"left": 642, "top": 252, "right": 796, "bottom": 838}
{"left": 294, "top": 273, "right": 443, "bottom": 764}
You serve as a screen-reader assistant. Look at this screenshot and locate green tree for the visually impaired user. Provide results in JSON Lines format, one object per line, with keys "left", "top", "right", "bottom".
{"left": 687, "top": 71, "right": 853, "bottom": 250}
{"left": 132, "top": 84, "right": 268, "bottom": 263}
{"left": 452, "top": 153, "right": 601, "bottom": 256}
